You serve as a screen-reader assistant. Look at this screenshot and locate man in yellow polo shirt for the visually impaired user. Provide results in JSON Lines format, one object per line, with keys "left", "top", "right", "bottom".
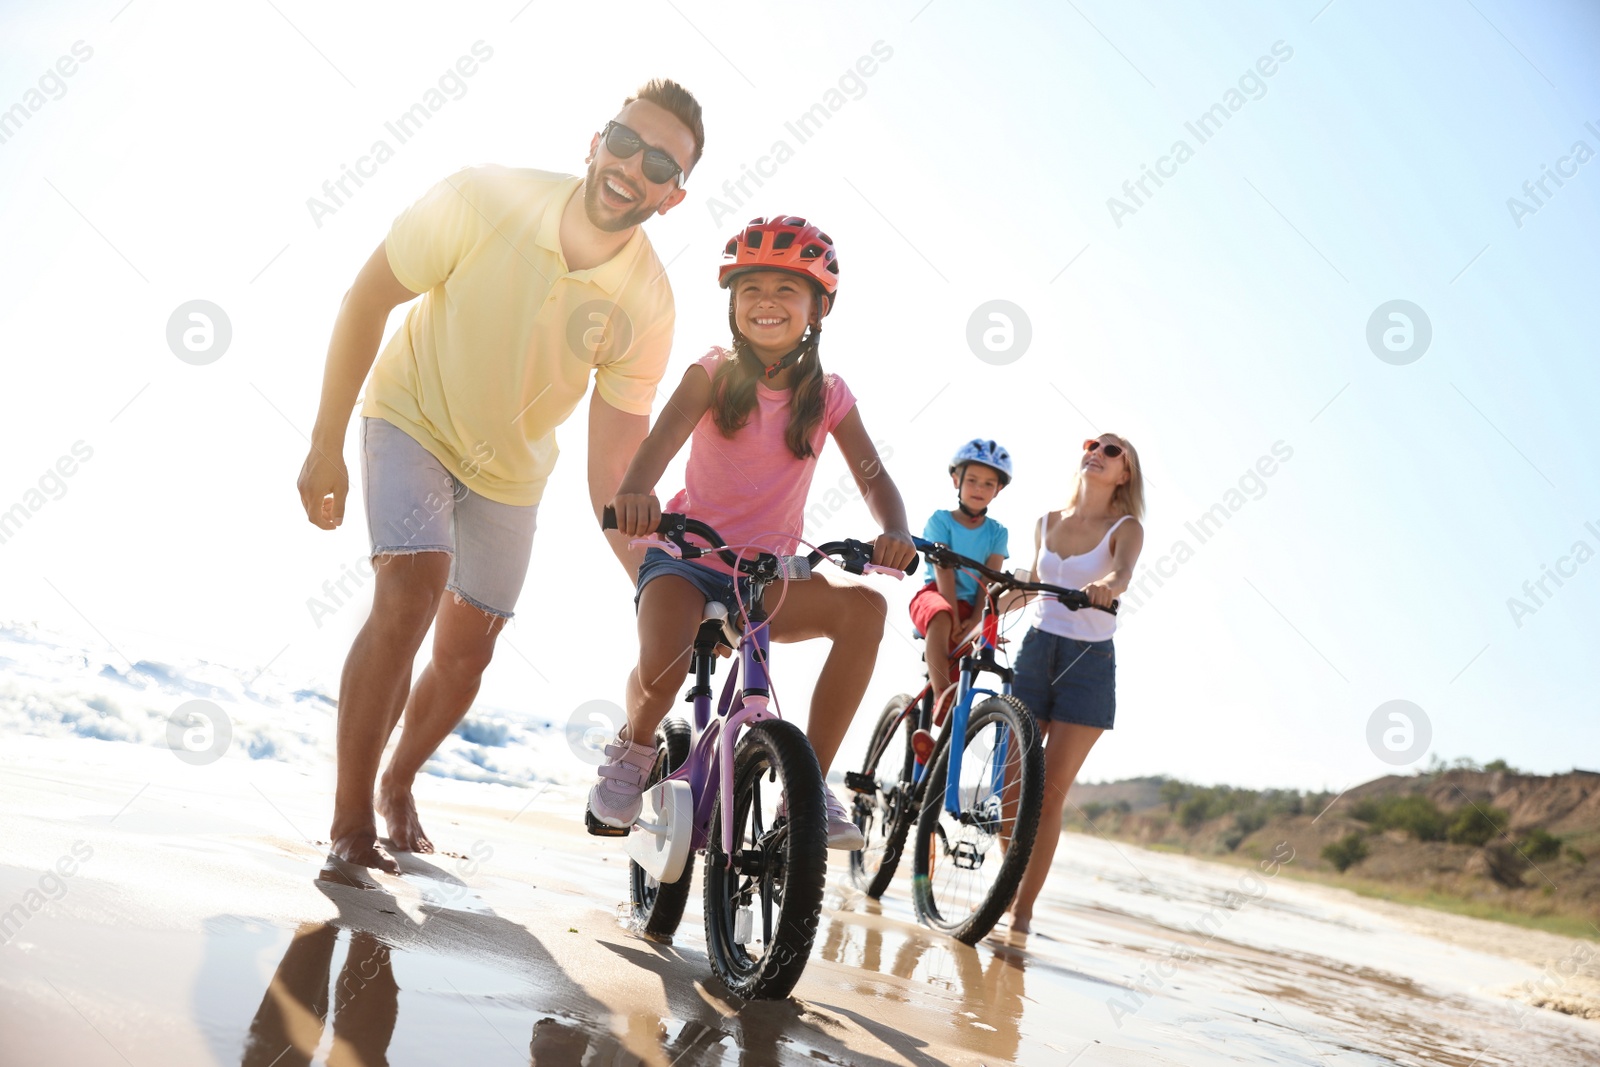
{"left": 296, "top": 79, "right": 703, "bottom": 874}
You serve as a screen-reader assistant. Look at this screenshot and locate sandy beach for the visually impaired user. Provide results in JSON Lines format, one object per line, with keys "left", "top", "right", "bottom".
{"left": 2, "top": 734, "right": 1597, "bottom": 1067}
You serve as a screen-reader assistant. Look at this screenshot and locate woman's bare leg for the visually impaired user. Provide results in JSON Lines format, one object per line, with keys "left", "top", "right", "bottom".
{"left": 1009, "top": 721, "right": 1103, "bottom": 933}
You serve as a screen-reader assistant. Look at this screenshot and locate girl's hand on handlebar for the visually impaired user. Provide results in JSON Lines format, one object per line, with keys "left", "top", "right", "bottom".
{"left": 609, "top": 492, "right": 660, "bottom": 537}
{"left": 1082, "top": 579, "right": 1118, "bottom": 610}
{"left": 870, "top": 529, "right": 918, "bottom": 574}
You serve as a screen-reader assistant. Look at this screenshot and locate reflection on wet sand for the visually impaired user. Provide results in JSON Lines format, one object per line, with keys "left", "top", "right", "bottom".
{"left": 816, "top": 899, "right": 1028, "bottom": 1065}
{"left": 230, "top": 857, "right": 910, "bottom": 1067}
{"left": 241, "top": 923, "right": 397, "bottom": 1067}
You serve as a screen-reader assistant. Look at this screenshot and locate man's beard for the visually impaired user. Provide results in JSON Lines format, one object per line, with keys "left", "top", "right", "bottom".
{"left": 583, "top": 157, "right": 658, "bottom": 233}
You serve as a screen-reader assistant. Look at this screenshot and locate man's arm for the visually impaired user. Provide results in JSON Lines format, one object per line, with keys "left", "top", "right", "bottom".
{"left": 298, "top": 242, "right": 418, "bottom": 529}
{"left": 587, "top": 390, "right": 652, "bottom": 578}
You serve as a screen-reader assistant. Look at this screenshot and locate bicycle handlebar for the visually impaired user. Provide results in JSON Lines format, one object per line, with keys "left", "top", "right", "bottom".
{"left": 602, "top": 508, "right": 919, "bottom": 579}
{"left": 912, "top": 536, "right": 1118, "bottom": 615}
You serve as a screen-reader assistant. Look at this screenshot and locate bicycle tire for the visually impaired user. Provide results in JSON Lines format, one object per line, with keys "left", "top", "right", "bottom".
{"left": 911, "top": 694, "right": 1043, "bottom": 945}
{"left": 703, "top": 719, "right": 828, "bottom": 1000}
{"left": 847, "top": 694, "right": 918, "bottom": 898}
{"left": 627, "top": 717, "right": 693, "bottom": 940}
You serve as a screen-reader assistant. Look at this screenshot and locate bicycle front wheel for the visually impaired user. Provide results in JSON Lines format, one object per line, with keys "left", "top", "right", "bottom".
{"left": 911, "top": 695, "right": 1043, "bottom": 945}
{"left": 703, "top": 719, "right": 828, "bottom": 1000}
{"left": 847, "top": 694, "right": 918, "bottom": 899}
{"left": 627, "top": 717, "right": 693, "bottom": 940}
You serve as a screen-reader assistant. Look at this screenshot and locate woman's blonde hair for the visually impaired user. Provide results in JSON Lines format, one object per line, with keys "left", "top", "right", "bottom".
{"left": 1067, "top": 433, "right": 1145, "bottom": 519}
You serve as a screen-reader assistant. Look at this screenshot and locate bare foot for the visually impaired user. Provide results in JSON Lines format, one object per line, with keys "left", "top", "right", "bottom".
{"left": 328, "top": 829, "right": 400, "bottom": 876}
{"left": 1009, "top": 912, "right": 1032, "bottom": 935}
{"left": 375, "top": 777, "right": 434, "bottom": 854}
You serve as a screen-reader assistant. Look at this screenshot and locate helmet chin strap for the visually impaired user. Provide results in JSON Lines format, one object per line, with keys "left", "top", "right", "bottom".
{"left": 761, "top": 335, "right": 812, "bottom": 380}
{"left": 957, "top": 498, "right": 987, "bottom": 519}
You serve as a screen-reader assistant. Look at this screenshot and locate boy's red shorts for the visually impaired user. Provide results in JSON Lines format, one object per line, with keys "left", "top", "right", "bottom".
{"left": 908, "top": 582, "right": 974, "bottom": 645}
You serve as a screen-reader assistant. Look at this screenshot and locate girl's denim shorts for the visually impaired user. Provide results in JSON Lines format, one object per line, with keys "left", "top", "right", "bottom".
{"left": 634, "top": 548, "right": 750, "bottom": 614}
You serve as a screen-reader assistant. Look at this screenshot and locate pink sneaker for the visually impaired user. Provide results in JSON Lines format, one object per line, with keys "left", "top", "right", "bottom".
{"left": 586, "top": 737, "right": 657, "bottom": 829}
{"left": 775, "top": 787, "right": 866, "bottom": 851}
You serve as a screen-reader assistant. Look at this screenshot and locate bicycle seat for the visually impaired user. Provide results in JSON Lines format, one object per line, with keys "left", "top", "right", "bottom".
{"left": 699, "top": 600, "right": 740, "bottom": 649}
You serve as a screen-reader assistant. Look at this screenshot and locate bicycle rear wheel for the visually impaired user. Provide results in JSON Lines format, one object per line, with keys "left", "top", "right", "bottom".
{"left": 847, "top": 694, "right": 918, "bottom": 898}
{"left": 911, "top": 695, "right": 1043, "bottom": 945}
{"left": 627, "top": 717, "right": 693, "bottom": 940}
{"left": 703, "top": 720, "right": 828, "bottom": 1000}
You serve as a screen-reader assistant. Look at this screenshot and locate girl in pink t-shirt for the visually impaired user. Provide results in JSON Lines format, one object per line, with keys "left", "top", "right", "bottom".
{"left": 592, "top": 216, "right": 917, "bottom": 846}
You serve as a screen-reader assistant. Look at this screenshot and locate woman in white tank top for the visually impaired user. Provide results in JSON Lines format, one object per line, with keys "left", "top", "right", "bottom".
{"left": 1007, "top": 433, "right": 1146, "bottom": 935}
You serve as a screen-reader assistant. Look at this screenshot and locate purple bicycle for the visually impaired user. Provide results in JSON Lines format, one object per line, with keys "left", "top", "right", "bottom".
{"left": 597, "top": 508, "right": 914, "bottom": 1000}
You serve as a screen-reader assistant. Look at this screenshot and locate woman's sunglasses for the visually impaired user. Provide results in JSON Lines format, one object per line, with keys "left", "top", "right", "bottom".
{"left": 600, "top": 121, "right": 684, "bottom": 186}
{"left": 1083, "top": 439, "right": 1125, "bottom": 459}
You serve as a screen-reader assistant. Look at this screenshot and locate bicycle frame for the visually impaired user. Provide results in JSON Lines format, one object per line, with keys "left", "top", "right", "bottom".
{"left": 904, "top": 585, "right": 1016, "bottom": 818}
{"left": 663, "top": 609, "right": 778, "bottom": 861}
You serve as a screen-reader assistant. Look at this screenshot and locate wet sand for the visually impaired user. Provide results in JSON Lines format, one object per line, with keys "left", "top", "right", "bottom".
{"left": 2, "top": 736, "right": 1597, "bottom": 1066}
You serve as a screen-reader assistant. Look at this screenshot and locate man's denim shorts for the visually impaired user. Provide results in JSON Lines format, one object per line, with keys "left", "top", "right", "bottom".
{"left": 360, "top": 417, "right": 537, "bottom": 619}
{"left": 634, "top": 547, "right": 750, "bottom": 614}
{"left": 1010, "top": 626, "right": 1117, "bottom": 729}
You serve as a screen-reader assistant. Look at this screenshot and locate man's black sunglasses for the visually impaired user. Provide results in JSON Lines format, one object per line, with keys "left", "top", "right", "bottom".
{"left": 601, "top": 121, "right": 685, "bottom": 186}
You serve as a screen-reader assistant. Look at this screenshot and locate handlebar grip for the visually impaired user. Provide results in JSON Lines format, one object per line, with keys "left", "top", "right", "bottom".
{"left": 601, "top": 505, "right": 618, "bottom": 531}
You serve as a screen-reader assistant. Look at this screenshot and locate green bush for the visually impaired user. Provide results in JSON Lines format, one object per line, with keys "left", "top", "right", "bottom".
{"left": 1564, "top": 846, "right": 1587, "bottom": 866}
{"left": 1518, "top": 828, "right": 1562, "bottom": 862}
{"left": 1447, "top": 805, "right": 1509, "bottom": 847}
{"left": 1234, "top": 811, "right": 1268, "bottom": 836}
{"left": 1179, "top": 796, "right": 1213, "bottom": 831}
{"left": 1080, "top": 801, "right": 1107, "bottom": 823}
{"left": 1483, "top": 758, "right": 1518, "bottom": 774}
{"left": 1322, "top": 832, "right": 1369, "bottom": 872}
{"left": 1350, "top": 793, "right": 1447, "bottom": 840}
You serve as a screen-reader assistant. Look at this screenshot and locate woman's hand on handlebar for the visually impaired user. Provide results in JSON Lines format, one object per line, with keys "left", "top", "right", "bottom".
{"left": 1081, "top": 578, "right": 1118, "bottom": 610}
{"left": 609, "top": 492, "right": 661, "bottom": 538}
{"left": 870, "top": 529, "right": 918, "bottom": 574}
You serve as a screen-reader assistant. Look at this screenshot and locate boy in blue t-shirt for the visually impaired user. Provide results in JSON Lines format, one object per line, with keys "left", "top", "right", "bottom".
{"left": 909, "top": 439, "right": 1012, "bottom": 704}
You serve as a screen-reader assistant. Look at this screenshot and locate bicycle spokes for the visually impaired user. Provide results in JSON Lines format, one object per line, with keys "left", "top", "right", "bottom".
{"left": 913, "top": 697, "right": 1044, "bottom": 944}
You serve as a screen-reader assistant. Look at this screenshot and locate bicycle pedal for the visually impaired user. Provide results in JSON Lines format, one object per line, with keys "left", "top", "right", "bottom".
{"left": 844, "top": 770, "right": 877, "bottom": 795}
{"left": 911, "top": 729, "right": 937, "bottom": 763}
{"left": 584, "top": 810, "right": 630, "bottom": 838}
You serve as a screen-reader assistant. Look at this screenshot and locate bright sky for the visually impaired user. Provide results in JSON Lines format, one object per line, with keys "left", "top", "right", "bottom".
{"left": 3, "top": 1, "right": 1597, "bottom": 791}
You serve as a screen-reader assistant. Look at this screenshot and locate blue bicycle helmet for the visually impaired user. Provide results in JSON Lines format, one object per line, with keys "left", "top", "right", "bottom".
{"left": 949, "top": 439, "right": 1013, "bottom": 486}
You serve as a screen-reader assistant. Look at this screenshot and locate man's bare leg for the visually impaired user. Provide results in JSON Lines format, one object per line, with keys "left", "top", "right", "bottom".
{"left": 376, "top": 592, "right": 509, "bottom": 852}
{"left": 329, "top": 552, "right": 450, "bottom": 873}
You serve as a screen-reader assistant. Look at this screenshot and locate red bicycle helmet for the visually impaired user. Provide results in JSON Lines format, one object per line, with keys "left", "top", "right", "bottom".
{"left": 719, "top": 216, "right": 839, "bottom": 314}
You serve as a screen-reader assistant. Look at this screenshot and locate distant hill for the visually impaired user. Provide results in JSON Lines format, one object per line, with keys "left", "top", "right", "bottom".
{"left": 1064, "top": 767, "right": 1600, "bottom": 940}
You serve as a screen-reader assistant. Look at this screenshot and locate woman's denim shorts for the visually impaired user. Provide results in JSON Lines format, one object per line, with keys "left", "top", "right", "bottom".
{"left": 1010, "top": 626, "right": 1117, "bottom": 729}
{"left": 634, "top": 548, "right": 750, "bottom": 614}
